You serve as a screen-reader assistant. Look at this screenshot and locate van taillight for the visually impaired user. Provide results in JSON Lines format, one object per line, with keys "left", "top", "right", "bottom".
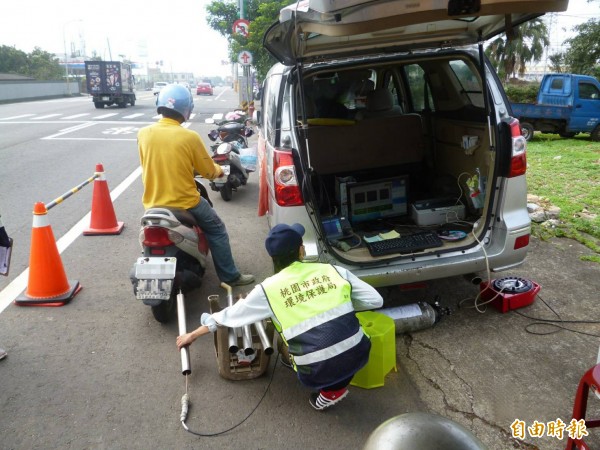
{"left": 143, "top": 227, "right": 173, "bottom": 247}
{"left": 273, "top": 148, "right": 303, "bottom": 207}
{"left": 508, "top": 118, "right": 527, "bottom": 178}
{"left": 514, "top": 234, "right": 530, "bottom": 250}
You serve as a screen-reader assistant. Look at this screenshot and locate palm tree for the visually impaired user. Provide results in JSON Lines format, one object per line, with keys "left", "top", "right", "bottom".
{"left": 486, "top": 18, "right": 550, "bottom": 81}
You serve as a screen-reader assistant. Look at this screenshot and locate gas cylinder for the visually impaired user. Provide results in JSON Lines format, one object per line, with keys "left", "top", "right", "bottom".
{"left": 378, "top": 300, "right": 447, "bottom": 334}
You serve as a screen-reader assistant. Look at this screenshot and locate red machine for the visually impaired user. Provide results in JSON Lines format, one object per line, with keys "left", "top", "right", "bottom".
{"left": 479, "top": 277, "right": 541, "bottom": 313}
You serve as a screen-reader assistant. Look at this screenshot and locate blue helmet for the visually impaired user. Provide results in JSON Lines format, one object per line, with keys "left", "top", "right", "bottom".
{"left": 156, "top": 84, "right": 194, "bottom": 121}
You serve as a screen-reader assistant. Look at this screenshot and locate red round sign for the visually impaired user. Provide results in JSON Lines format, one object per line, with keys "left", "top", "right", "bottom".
{"left": 233, "top": 19, "right": 250, "bottom": 37}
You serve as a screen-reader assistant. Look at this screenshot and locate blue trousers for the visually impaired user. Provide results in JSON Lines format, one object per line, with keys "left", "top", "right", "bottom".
{"left": 188, "top": 197, "right": 240, "bottom": 283}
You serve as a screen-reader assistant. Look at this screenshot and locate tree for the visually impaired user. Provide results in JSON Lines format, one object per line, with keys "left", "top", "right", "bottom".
{"left": 548, "top": 52, "right": 566, "bottom": 73}
{"left": 563, "top": 18, "right": 600, "bottom": 78}
{"left": 0, "top": 45, "right": 63, "bottom": 80}
{"left": 27, "top": 48, "right": 63, "bottom": 80}
{"left": 486, "top": 18, "right": 549, "bottom": 81}
{"left": 0, "top": 45, "right": 29, "bottom": 75}
{"left": 206, "top": 0, "right": 294, "bottom": 80}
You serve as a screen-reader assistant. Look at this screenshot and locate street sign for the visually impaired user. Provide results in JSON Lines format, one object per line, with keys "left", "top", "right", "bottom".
{"left": 237, "top": 50, "right": 253, "bottom": 66}
{"left": 233, "top": 19, "right": 250, "bottom": 37}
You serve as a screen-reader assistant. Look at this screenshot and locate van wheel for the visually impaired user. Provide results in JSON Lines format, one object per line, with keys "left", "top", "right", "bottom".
{"left": 130, "top": 97, "right": 136, "bottom": 106}
{"left": 591, "top": 126, "right": 600, "bottom": 142}
{"left": 520, "top": 122, "right": 534, "bottom": 141}
{"left": 220, "top": 183, "right": 233, "bottom": 201}
{"left": 94, "top": 102, "right": 104, "bottom": 109}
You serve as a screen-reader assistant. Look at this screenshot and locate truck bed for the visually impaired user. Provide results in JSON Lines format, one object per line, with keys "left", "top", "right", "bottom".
{"left": 510, "top": 102, "right": 571, "bottom": 120}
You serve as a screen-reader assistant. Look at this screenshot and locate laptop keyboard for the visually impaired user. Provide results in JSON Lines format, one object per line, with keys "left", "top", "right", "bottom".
{"left": 366, "top": 231, "right": 443, "bottom": 256}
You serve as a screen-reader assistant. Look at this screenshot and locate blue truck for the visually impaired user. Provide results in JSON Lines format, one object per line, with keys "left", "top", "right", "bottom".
{"left": 510, "top": 73, "right": 600, "bottom": 141}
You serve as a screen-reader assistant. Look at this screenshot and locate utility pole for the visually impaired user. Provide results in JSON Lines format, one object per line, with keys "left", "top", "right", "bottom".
{"left": 238, "top": 0, "right": 252, "bottom": 111}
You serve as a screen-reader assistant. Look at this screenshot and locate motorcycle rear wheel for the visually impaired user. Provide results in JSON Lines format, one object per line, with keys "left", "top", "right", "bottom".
{"left": 151, "top": 291, "right": 177, "bottom": 323}
{"left": 220, "top": 183, "right": 233, "bottom": 201}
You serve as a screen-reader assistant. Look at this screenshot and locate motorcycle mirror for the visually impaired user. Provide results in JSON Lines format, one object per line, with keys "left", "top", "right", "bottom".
{"left": 207, "top": 130, "right": 219, "bottom": 141}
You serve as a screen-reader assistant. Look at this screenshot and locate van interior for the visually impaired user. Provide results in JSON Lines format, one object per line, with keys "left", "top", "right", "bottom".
{"left": 294, "top": 54, "right": 500, "bottom": 262}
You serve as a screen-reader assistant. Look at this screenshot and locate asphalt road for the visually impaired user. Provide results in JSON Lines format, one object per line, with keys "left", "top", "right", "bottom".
{"left": 1, "top": 91, "right": 599, "bottom": 450}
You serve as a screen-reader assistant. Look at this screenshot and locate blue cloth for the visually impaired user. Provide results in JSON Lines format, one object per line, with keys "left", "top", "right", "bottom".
{"left": 187, "top": 197, "right": 240, "bottom": 283}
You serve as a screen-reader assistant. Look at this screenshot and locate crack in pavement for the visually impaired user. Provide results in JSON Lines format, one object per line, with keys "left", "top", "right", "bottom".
{"left": 401, "top": 334, "right": 541, "bottom": 450}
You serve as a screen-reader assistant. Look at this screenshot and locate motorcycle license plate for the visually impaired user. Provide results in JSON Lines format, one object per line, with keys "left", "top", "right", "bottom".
{"left": 214, "top": 165, "right": 230, "bottom": 185}
{"left": 134, "top": 257, "right": 176, "bottom": 300}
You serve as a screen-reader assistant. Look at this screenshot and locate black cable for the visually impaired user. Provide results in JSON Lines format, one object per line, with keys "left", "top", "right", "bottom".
{"left": 513, "top": 294, "right": 600, "bottom": 338}
{"left": 182, "top": 352, "right": 281, "bottom": 437}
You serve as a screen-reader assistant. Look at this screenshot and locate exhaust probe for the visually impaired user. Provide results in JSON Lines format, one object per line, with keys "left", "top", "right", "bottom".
{"left": 177, "top": 283, "right": 279, "bottom": 436}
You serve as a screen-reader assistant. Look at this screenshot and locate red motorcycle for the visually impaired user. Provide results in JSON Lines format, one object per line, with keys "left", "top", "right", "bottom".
{"left": 130, "top": 180, "right": 211, "bottom": 323}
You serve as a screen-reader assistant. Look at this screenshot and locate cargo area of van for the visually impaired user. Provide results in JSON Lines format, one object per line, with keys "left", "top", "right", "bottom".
{"left": 294, "top": 55, "right": 502, "bottom": 262}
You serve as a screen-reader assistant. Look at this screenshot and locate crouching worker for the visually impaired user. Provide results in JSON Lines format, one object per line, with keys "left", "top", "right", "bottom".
{"left": 176, "top": 223, "right": 383, "bottom": 411}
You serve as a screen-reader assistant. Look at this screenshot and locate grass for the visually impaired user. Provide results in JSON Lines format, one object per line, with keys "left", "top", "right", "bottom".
{"left": 525, "top": 133, "right": 600, "bottom": 262}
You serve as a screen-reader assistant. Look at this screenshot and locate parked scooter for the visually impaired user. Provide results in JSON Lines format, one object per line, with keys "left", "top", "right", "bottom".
{"left": 130, "top": 179, "right": 211, "bottom": 323}
{"left": 207, "top": 110, "right": 254, "bottom": 150}
{"left": 209, "top": 142, "right": 252, "bottom": 201}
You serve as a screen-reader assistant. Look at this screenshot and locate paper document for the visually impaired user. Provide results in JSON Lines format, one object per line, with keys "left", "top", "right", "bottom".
{"left": 378, "top": 230, "right": 400, "bottom": 240}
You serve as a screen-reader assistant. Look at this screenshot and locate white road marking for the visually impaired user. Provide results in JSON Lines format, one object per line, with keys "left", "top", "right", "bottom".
{"left": 122, "top": 113, "right": 144, "bottom": 119}
{"left": 0, "top": 114, "right": 35, "bottom": 120}
{"left": 62, "top": 113, "right": 91, "bottom": 119}
{"left": 31, "top": 114, "right": 62, "bottom": 120}
{"left": 95, "top": 113, "right": 119, "bottom": 119}
{"left": 42, "top": 122, "right": 96, "bottom": 139}
{"left": 0, "top": 166, "right": 143, "bottom": 314}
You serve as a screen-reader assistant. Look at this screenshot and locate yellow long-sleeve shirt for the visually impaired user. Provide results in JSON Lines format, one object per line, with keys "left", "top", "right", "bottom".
{"left": 138, "top": 118, "right": 222, "bottom": 210}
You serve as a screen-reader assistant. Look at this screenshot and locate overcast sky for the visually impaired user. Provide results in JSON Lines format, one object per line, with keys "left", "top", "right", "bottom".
{"left": 0, "top": 0, "right": 598, "bottom": 78}
{"left": 0, "top": 0, "right": 231, "bottom": 77}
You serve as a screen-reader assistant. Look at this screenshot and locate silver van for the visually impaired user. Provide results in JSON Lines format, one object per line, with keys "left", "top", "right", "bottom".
{"left": 256, "top": 0, "right": 568, "bottom": 288}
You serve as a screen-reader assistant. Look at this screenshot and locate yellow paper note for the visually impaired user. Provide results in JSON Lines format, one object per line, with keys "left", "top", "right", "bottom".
{"left": 379, "top": 230, "right": 400, "bottom": 240}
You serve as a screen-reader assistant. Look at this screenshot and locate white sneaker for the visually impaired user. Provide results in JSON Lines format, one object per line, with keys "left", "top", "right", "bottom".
{"left": 230, "top": 274, "right": 255, "bottom": 286}
{"left": 0, "top": 348, "right": 7, "bottom": 360}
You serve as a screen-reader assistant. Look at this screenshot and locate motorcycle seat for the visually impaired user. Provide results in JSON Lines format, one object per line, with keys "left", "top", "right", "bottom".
{"left": 153, "top": 207, "right": 198, "bottom": 227}
{"left": 218, "top": 122, "right": 245, "bottom": 133}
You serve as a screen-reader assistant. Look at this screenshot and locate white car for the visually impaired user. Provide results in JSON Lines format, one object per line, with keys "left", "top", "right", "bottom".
{"left": 152, "top": 82, "right": 168, "bottom": 96}
{"left": 256, "top": 0, "right": 568, "bottom": 288}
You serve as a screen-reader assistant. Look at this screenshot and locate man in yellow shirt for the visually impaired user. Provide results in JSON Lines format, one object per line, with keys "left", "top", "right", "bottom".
{"left": 137, "top": 84, "right": 254, "bottom": 286}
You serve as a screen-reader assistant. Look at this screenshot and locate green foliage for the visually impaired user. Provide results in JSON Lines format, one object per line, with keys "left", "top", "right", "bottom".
{"left": 503, "top": 83, "right": 540, "bottom": 103}
{"left": 486, "top": 18, "right": 549, "bottom": 82}
{"left": 0, "top": 45, "right": 63, "bottom": 80}
{"left": 564, "top": 18, "right": 600, "bottom": 77}
{"left": 206, "top": 0, "right": 295, "bottom": 80}
{"left": 526, "top": 135, "right": 600, "bottom": 259}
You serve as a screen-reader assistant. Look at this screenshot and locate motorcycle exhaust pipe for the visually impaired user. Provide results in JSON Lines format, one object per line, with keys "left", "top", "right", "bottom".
{"left": 220, "top": 282, "right": 240, "bottom": 354}
{"left": 176, "top": 290, "right": 191, "bottom": 375}
{"left": 253, "top": 320, "right": 274, "bottom": 355}
{"left": 242, "top": 325, "right": 255, "bottom": 356}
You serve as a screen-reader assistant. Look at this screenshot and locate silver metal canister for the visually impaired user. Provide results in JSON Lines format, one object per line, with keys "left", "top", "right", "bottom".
{"left": 377, "top": 301, "right": 444, "bottom": 334}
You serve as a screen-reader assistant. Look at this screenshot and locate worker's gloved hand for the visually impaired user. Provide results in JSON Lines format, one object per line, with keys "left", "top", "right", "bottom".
{"left": 201, "top": 313, "right": 218, "bottom": 333}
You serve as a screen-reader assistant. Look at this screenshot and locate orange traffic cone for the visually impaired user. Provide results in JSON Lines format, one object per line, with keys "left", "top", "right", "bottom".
{"left": 15, "top": 202, "right": 81, "bottom": 306}
{"left": 83, "top": 163, "right": 124, "bottom": 235}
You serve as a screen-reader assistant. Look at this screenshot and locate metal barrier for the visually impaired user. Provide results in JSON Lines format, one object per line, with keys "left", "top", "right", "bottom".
{"left": 45, "top": 172, "right": 100, "bottom": 210}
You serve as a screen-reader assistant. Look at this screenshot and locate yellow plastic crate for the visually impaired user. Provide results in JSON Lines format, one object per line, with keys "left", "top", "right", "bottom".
{"left": 350, "top": 311, "right": 397, "bottom": 389}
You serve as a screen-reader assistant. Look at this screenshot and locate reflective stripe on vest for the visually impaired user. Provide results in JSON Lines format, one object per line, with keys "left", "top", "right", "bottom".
{"left": 262, "top": 262, "right": 361, "bottom": 367}
{"left": 292, "top": 328, "right": 364, "bottom": 366}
